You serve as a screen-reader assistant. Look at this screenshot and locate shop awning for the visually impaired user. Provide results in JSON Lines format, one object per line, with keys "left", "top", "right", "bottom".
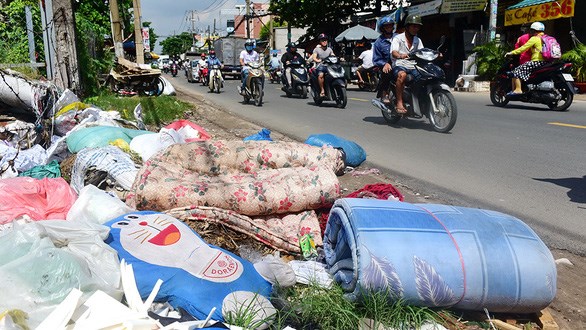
{"left": 505, "top": 0, "right": 575, "bottom": 26}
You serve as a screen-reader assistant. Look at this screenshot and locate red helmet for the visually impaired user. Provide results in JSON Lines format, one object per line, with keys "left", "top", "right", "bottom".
{"left": 201, "top": 53, "right": 206, "bottom": 58}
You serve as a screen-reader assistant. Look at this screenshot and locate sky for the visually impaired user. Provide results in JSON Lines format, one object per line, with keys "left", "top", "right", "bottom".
{"left": 141, "top": 0, "right": 267, "bottom": 53}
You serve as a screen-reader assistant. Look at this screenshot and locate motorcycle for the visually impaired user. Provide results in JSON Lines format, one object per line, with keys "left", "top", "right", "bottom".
{"left": 490, "top": 58, "right": 575, "bottom": 111}
{"left": 170, "top": 63, "right": 178, "bottom": 77}
{"left": 208, "top": 64, "right": 223, "bottom": 94}
{"left": 358, "top": 66, "right": 380, "bottom": 92}
{"left": 199, "top": 63, "right": 209, "bottom": 86}
{"left": 281, "top": 59, "right": 310, "bottom": 99}
{"left": 240, "top": 61, "right": 265, "bottom": 106}
{"left": 310, "top": 56, "right": 347, "bottom": 108}
{"left": 268, "top": 67, "right": 282, "bottom": 83}
{"left": 371, "top": 37, "right": 457, "bottom": 133}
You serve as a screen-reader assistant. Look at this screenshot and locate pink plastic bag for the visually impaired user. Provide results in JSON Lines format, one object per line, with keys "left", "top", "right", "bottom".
{"left": 0, "top": 177, "right": 77, "bottom": 223}
{"left": 164, "top": 120, "right": 212, "bottom": 142}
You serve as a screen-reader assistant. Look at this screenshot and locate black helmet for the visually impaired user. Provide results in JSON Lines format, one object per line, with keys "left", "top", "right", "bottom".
{"left": 318, "top": 33, "right": 328, "bottom": 41}
{"left": 405, "top": 14, "right": 423, "bottom": 26}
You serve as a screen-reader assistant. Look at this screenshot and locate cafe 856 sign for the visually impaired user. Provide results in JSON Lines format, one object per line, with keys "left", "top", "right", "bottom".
{"left": 505, "top": 0, "right": 575, "bottom": 26}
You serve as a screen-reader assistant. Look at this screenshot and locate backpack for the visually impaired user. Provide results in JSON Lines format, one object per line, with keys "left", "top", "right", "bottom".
{"left": 541, "top": 35, "right": 562, "bottom": 61}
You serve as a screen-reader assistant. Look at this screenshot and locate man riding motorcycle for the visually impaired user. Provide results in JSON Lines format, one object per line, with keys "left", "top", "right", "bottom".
{"left": 239, "top": 39, "right": 260, "bottom": 95}
{"left": 310, "top": 33, "right": 335, "bottom": 98}
{"left": 207, "top": 50, "right": 224, "bottom": 88}
{"left": 391, "top": 14, "right": 425, "bottom": 115}
{"left": 373, "top": 15, "right": 396, "bottom": 104}
{"left": 268, "top": 51, "right": 281, "bottom": 78}
{"left": 281, "top": 42, "right": 306, "bottom": 87}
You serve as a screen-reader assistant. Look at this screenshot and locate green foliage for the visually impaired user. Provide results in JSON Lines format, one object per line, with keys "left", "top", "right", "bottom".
{"left": 271, "top": 282, "right": 443, "bottom": 330}
{"left": 269, "top": 0, "right": 398, "bottom": 38}
{"left": 561, "top": 43, "right": 586, "bottom": 82}
{"left": 160, "top": 32, "right": 194, "bottom": 56}
{"left": 259, "top": 19, "right": 284, "bottom": 41}
{"left": 0, "top": 0, "right": 42, "bottom": 65}
{"left": 471, "top": 41, "right": 510, "bottom": 81}
{"left": 84, "top": 94, "right": 192, "bottom": 125}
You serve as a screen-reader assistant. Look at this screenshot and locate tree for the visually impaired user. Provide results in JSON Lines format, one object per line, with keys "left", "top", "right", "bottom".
{"left": 0, "top": 0, "right": 42, "bottom": 65}
{"left": 160, "top": 32, "right": 194, "bottom": 56}
{"left": 269, "top": 0, "right": 403, "bottom": 39}
{"left": 259, "top": 19, "right": 284, "bottom": 41}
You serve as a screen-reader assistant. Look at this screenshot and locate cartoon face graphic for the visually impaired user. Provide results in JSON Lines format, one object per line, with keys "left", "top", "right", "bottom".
{"left": 112, "top": 213, "right": 243, "bottom": 283}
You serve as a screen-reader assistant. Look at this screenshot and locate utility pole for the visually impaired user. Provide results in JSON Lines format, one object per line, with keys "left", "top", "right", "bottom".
{"left": 133, "top": 0, "right": 144, "bottom": 64}
{"left": 39, "top": 0, "right": 55, "bottom": 79}
{"left": 52, "top": 0, "right": 81, "bottom": 92}
{"left": 25, "top": 6, "right": 36, "bottom": 63}
{"left": 269, "top": 16, "right": 274, "bottom": 50}
{"left": 245, "top": 0, "right": 251, "bottom": 39}
{"left": 109, "top": 0, "right": 124, "bottom": 59}
{"left": 489, "top": 0, "right": 498, "bottom": 41}
{"left": 189, "top": 10, "right": 197, "bottom": 50}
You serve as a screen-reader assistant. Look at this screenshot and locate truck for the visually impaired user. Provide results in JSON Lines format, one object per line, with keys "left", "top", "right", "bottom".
{"left": 213, "top": 37, "right": 248, "bottom": 79}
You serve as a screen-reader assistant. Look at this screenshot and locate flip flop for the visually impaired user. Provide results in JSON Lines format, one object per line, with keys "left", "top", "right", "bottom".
{"left": 319, "top": 92, "right": 326, "bottom": 98}
{"left": 396, "top": 107, "right": 407, "bottom": 114}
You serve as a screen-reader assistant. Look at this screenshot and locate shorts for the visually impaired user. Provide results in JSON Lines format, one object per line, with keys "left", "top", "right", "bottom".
{"left": 392, "top": 66, "right": 421, "bottom": 82}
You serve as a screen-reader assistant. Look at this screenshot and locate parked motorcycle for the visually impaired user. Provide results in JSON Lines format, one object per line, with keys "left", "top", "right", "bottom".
{"left": 371, "top": 37, "right": 457, "bottom": 133}
{"left": 268, "top": 67, "right": 282, "bottom": 84}
{"left": 171, "top": 63, "right": 178, "bottom": 77}
{"left": 208, "top": 64, "right": 223, "bottom": 94}
{"left": 358, "top": 66, "right": 380, "bottom": 92}
{"left": 490, "top": 58, "right": 575, "bottom": 111}
{"left": 240, "top": 61, "right": 264, "bottom": 106}
{"left": 281, "top": 59, "right": 309, "bottom": 99}
{"left": 310, "top": 56, "right": 347, "bottom": 108}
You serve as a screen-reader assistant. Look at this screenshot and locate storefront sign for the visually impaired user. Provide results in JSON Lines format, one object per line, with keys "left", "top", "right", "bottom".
{"left": 408, "top": 0, "right": 442, "bottom": 17}
{"left": 440, "top": 0, "right": 488, "bottom": 14}
{"left": 505, "top": 0, "right": 575, "bottom": 26}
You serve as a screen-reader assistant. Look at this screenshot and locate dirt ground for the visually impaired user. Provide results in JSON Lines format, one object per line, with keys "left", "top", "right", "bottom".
{"left": 174, "top": 87, "right": 586, "bottom": 330}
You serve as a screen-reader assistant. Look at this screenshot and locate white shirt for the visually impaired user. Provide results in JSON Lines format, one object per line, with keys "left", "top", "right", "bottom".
{"left": 239, "top": 50, "right": 259, "bottom": 70}
{"left": 391, "top": 32, "right": 424, "bottom": 70}
{"left": 359, "top": 49, "right": 374, "bottom": 69}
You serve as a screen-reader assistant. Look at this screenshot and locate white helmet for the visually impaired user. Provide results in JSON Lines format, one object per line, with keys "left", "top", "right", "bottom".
{"left": 530, "top": 22, "right": 545, "bottom": 32}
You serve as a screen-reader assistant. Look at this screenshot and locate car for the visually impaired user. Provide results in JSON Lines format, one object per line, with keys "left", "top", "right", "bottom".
{"left": 186, "top": 60, "right": 200, "bottom": 83}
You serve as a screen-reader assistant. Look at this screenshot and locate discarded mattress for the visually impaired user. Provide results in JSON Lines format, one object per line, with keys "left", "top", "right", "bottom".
{"left": 323, "top": 198, "right": 557, "bottom": 313}
{"left": 127, "top": 140, "right": 343, "bottom": 215}
{"left": 166, "top": 207, "right": 323, "bottom": 254}
{"left": 105, "top": 211, "right": 272, "bottom": 321}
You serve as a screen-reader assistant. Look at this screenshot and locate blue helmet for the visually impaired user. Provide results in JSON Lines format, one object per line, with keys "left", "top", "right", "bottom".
{"left": 378, "top": 15, "right": 395, "bottom": 31}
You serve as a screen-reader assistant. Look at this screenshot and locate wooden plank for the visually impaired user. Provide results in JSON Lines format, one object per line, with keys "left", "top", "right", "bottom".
{"left": 538, "top": 308, "right": 559, "bottom": 330}
{"left": 489, "top": 319, "right": 522, "bottom": 330}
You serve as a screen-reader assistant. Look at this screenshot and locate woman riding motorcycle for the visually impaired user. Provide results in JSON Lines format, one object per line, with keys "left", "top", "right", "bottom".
{"left": 505, "top": 22, "right": 547, "bottom": 96}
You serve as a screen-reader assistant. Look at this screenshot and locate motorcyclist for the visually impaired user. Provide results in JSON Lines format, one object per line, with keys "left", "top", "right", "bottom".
{"left": 356, "top": 42, "right": 374, "bottom": 87}
{"left": 505, "top": 22, "right": 547, "bottom": 96}
{"left": 281, "top": 42, "right": 306, "bottom": 87}
{"left": 207, "top": 50, "right": 224, "bottom": 86}
{"left": 268, "top": 51, "right": 281, "bottom": 71}
{"left": 310, "top": 33, "right": 335, "bottom": 98}
{"left": 373, "top": 15, "right": 396, "bottom": 104}
{"left": 391, "top": 14, "right": 425, "bottom": 114}
{"left": 239, "top": 38, "right": 260, "bottom": 94}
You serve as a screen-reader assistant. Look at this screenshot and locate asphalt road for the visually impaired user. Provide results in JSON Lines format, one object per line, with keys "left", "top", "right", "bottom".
{"left": 168, "top": 73, "right": 586, "bottom": 255}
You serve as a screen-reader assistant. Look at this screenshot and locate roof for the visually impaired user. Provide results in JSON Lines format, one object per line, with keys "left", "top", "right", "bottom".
{"left": 507, "top": 0, "right": 555, "bottom": 10}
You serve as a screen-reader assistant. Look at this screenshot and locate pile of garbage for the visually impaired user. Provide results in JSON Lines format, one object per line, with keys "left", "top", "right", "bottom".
{"left": 0, "top": 72, "right": 558, "bottom": 330}
{"left": 0, "top": 72, "right": 364, "bottom": 329}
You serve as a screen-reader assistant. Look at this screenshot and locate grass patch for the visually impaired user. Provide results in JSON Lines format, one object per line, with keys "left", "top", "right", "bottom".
{"left": 271, "top": 282, "right": 443, "bottom": 330}
{"left": 83, "top": 93, "right": 193, "bottom": 126}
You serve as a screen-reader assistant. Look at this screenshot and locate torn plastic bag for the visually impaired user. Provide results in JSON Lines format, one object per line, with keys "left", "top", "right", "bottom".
{"left": 243, "top": 128, "right": 272, "bottom": 141}
{"left": 305, "top": 133, "right": 366, "bottom": 167}
{"left": 164, "top": 119, "right": 212, "bottom": 142}
{"left": 0, "top": 144, "right": 47, "bottom": 173}
{"left": 0, "top": 120, "right": 38, "bottom": 149}
{"left": 70, "top": 146, "right": 138, "bottom": 193}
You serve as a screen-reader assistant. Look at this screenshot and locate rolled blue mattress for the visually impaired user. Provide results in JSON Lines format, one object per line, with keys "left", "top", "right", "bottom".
{"left": 323, "top": 198, "right": 556, "bottom": 313}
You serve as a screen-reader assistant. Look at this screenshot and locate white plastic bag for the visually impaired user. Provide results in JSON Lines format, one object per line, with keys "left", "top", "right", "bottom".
{"left": 129, "top": 128, "right": 185, "bottom": 162}
{"left": 67, "top": 185, "right": 134, "bottom": 224}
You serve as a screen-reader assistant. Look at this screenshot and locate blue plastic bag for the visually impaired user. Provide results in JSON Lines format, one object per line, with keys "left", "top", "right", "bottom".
{"left": 305, "top": 133, "right": 366, "bottom": 167}
{"left": 243, "top": 128, "right": 272, "bottom": 141}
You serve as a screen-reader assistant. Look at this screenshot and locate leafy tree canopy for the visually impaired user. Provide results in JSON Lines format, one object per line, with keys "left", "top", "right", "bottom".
{"left": 259, "top": 19, "right": 284, "bottom": 41}
{"left": 160, "top": 32, "right": 194, "bottom": 56}
{"left": 269, "top": 0, "right": 402, "bottom": 39}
